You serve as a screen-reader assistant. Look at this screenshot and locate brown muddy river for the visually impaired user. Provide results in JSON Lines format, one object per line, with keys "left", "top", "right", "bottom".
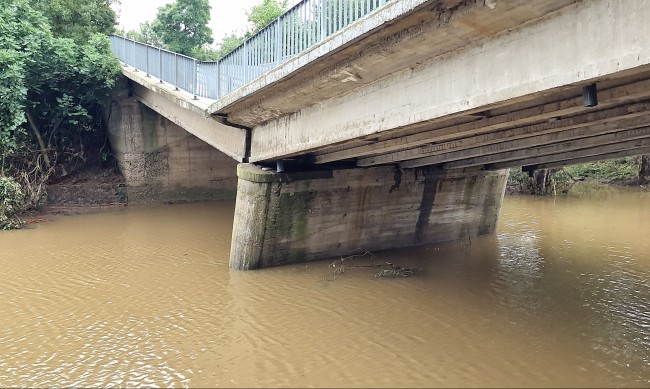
{"left": 0, "top": 187, "right": 649, "bottom": 387}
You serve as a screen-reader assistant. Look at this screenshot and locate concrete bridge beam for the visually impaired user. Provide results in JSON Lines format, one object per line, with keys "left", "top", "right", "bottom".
{"left": 229, "top": 163, "right": 508, "bottom": 270}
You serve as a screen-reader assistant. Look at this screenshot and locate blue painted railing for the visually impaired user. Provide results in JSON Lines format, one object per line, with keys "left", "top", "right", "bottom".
{"left": 110, "top": 0, "right": 389, "bottom": 100}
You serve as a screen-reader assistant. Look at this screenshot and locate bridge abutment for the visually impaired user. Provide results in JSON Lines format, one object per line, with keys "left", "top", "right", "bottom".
{"left": 230, "top": 163, "right": 508, "bottom": 270}
{"left": 107, "top": 95, "right": 239, "bottom": 203}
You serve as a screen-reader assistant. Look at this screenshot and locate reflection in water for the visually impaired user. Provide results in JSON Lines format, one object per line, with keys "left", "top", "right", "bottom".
{"left": 0, "top": 188, "right": 648, "bottom": 387}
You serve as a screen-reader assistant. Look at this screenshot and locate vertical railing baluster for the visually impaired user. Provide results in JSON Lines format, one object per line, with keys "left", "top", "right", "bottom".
{"left": 159, "top": 47, "right": 163, "bottom": 83}
{"left": 355, "top": 0, "right": 359, "bottom": 22}
{"left": 193, "top": 59, "right": 198, "bottom": 99}
{"left": 308, "top": 1, "right": 312, "bottom": 48}
{"left": 319, "top": 0, "right": 325, "bottom": 41}
{"left": 174, "top": 54, "right": 179, "bottom": 91}
{"left": 217, "top": 61, "right": 221, "bottom": 99}
{"left": 241, "top": 42, "right": 246, "bottom": 85}
{"left": 300, "top": 3, "right": 305, "bottom": 53}
{"left": 132, "top": 39, "right": 136, "bottom": 71}
{"left": 275, "top": 17, "right": 282, "bottom": 65}
{"left": 288, "top": 12, "right": 292, "bottom": 57}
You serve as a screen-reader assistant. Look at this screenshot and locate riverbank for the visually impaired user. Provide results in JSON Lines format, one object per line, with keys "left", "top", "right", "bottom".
{"left": 19, "top": 166, "right": 127, "bottom": 225}
{"left": 506, "top": 156, "right": 649, "bottom": 195}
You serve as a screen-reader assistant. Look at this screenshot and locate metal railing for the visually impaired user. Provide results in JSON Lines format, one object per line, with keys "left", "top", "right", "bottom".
{"left": 109, "top": 0, "right": 389, "bottom": 100}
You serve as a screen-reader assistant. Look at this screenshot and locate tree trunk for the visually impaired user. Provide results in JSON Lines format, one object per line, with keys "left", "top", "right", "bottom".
{"left": 25, "top": 110, "right": 52, "bottom": 171}
{"left": 640, "top": 155, "right": 650, "bottom": 185}
{"left": 532, "top": 169, "right": 549, "bottom": 195}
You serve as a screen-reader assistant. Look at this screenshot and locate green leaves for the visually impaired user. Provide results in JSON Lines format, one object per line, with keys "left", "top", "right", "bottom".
{"left": 0, "top": 176, "right": 24, "bottom": 229}
{"left": 30, "top": 0, "right": 117, "bottom": 44}
{"left": 214, "top": 0, "right": 288, "bottom": 60}
{"left": 0, "top": 0, "right": 120, "bottom": 178}
{"left": 152, "top": 0, "right": 214, "bottom": 56}
{"left": 246, "top": 0, "right": 289, "bottom": 34}
{"left": 0, "top": 49, "right": 27, "bottom": 156}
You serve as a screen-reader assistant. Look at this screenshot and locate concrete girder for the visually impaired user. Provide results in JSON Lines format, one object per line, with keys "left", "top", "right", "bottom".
{"left": 523, "top": 146, "right": 650, "bottom": 171}
{"left": 435, "top": 129, "right": 650, "bottom": 170}
{"left": 314, "top": 80, "right": 650, "bottom": 165}
{"left": 359, "top": 102, "right": 650, "bottom": 167}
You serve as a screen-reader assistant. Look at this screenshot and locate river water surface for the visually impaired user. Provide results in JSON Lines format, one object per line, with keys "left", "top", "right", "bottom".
{"left": 0, "top": 187, "right": 649, "bottom": 387}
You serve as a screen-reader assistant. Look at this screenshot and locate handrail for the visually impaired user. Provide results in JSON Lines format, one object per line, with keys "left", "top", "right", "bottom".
{"left": 109, "top": 0, "right": 389, "bottom": 100}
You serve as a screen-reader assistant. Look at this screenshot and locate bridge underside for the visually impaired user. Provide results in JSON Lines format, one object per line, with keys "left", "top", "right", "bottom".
{"left": 112, "top": 0, "right": 650, "bottom": 269}
{"left": 212, "top": 0, "right": 650, "bottom": 173}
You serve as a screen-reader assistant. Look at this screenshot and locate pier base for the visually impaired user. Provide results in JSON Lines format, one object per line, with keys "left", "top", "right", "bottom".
{"left": 229, "top": 163, "right": 508, "bottom": 270}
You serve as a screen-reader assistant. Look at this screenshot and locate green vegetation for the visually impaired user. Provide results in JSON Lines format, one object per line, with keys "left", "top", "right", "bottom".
{"left": 31, "top": 0, "right": 118, "bottom": 44}
{"left": 246, "top": 0, "right": 289, "bottom": 34}
{"left": 508, "top": 156, "right": 649, "bottom": 196}
{"left": 0, "top": 176, "right": 24, "bottom": 230}
{"left": 124, "top": 21, "right": 165, "bottom": 48}
{"left": 0, "top": 0, "right": 120, "bottom": 229}
{"left": 152, "top": 0, "right": 214, "bottom": 57}
{"left": 214, "top": 0, "right": 288, "bottom": 59}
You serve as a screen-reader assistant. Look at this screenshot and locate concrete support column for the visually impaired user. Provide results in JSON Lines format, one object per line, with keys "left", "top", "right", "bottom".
{"left": 230, "top": 164, "right": 508, "bottom": 270}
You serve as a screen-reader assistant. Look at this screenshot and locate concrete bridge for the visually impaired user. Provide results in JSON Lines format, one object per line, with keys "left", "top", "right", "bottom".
{"left": 108, "top": 0, "right": 650, "bottom": 269}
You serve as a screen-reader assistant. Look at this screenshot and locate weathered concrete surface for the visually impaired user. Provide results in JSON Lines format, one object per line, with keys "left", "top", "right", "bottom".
{"left": 218, "top": 0, "right": 650, "bottom": 163}
{"left": 123, "top": 69, "right": 248, "bottom": 162}
{"left": 107, "top": 95, "right": 239, "bottom": 203}
{"left": 213, "top": 0, "right": 577, "bottom": 126}
{"left": 230, "top": 163, "right": 508, "bottom": 269}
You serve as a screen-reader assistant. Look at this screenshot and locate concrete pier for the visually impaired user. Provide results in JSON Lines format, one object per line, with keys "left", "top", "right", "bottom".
{"left": 230, "top": 164, "right": 508, "bottom": 270}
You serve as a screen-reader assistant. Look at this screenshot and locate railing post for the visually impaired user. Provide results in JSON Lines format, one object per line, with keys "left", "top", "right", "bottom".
{"left": 132, "top": 39, "right": 137, "bottom": 71}
{"left": 145, "top": 45, "right": 150, "bottom": 77}
{"left": 174, "top": 54, "right": 179, "bottom": 91}
{"left": 319, "top": 0, "right": 327, "bottom": 41}
{"left": 275, "top": 17, "right": 282, "bottom": 66}
{"left": 193, "top": 59, "right": 198, "bottom": 100}
{"left": 159, "top": 47, "right": 163, "bottom": 83}
{"left": 243, "top": 41, "right": 249, "bottom": 85}
{"left": 217, "top": 61, "right": 221, "bottom": 99}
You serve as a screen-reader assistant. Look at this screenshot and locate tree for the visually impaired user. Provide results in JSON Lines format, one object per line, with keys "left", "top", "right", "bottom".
{"left": 0, "top": 50, "right": 27, "bottom": 175}
{"left": 0, "top": 0, "right": 49, "bottom": 174}
{"left": 152, "top": 0, "right": 214, "bottom": 56}
{"left": 124, "top": 21, "right": 165, "bottom": 48}
{"left": 246, "top": 0, "right": 289, "bottom": 35}
{"left": 214, "top": 0, "right": 288, "bottom": 59}
{"left": 0, "top": 176, "right": 23, "bottom": 229}
{"left": 0, "top": 0, "right": 120, "bottom": 213}
{"left": 640, "top": 155, "right": 650, "bottom": 185}
{"left": 30, "top": 0, "right": 117, "bottom": 43}
{"left": 215, "top": 34, "right": 246, "bottom": 59}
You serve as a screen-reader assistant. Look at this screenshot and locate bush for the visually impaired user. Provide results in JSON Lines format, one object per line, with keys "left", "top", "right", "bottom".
{"left": 0, "top": 176, "right": 24, "bottom": 229}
